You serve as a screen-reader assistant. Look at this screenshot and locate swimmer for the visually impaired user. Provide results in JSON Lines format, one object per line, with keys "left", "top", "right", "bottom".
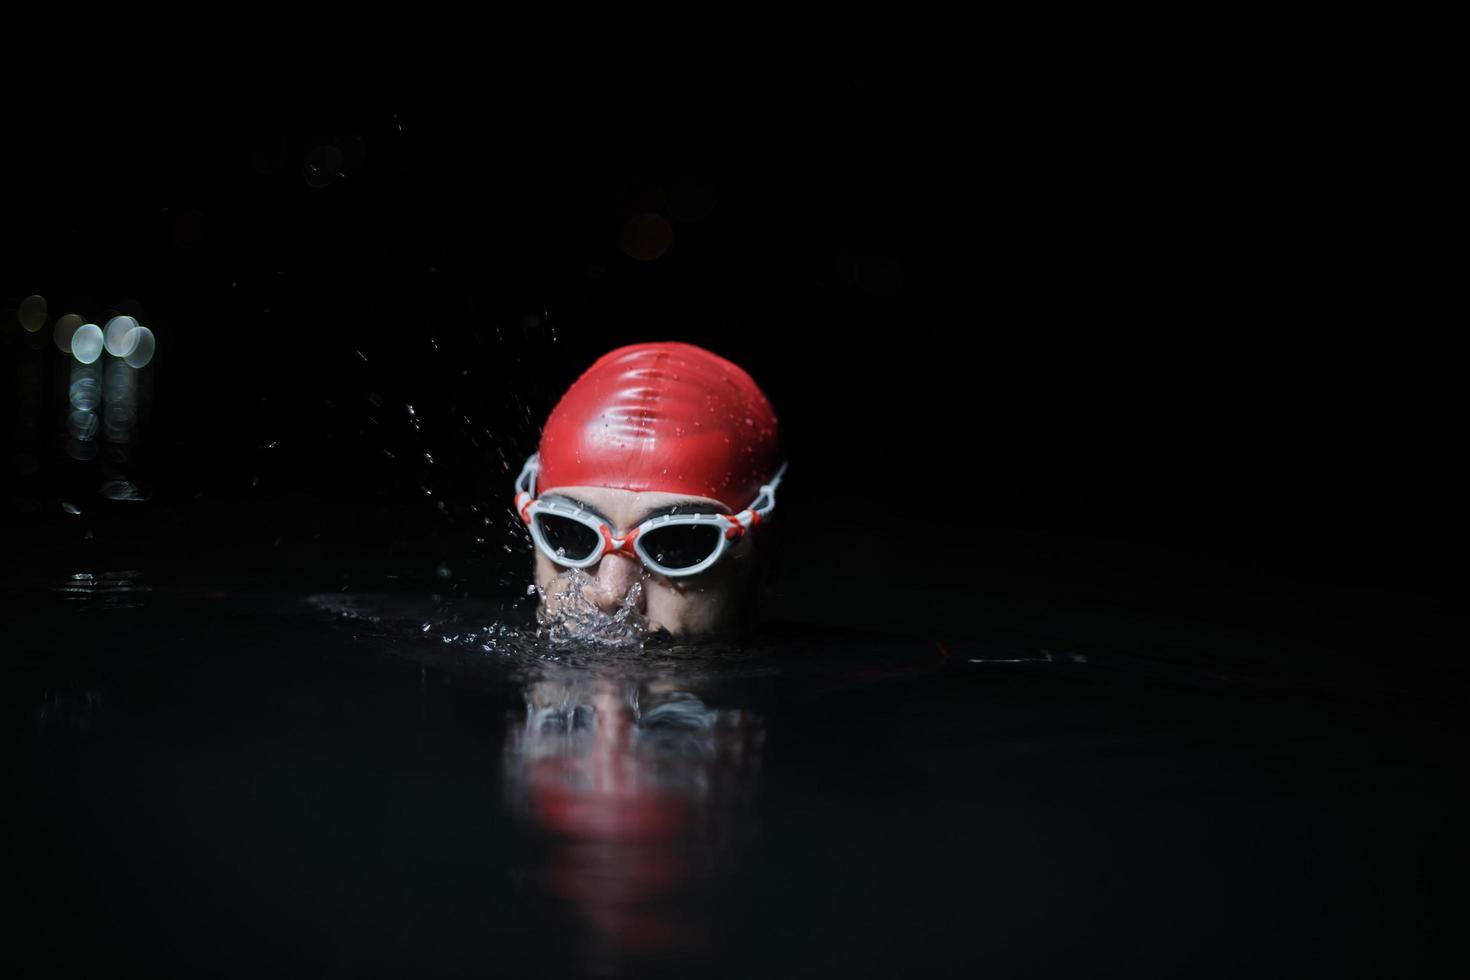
{"left": 514, "top": 342, "right": 786, "bottom": 642}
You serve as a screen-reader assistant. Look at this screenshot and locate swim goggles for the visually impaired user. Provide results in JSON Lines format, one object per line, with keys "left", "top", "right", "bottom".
{"left": 513, "top": 453, "right": 788, "bottom": 578}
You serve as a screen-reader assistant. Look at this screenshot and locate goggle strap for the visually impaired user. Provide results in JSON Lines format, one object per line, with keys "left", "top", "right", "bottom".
{"left": 749, "top": 461, "right": 788, "bottom": 519}
{"left": 720, "top": 513, "right": 746, "bottom": 541}
{"left": 515, "top": 454, "right": 540, "bottom": 497}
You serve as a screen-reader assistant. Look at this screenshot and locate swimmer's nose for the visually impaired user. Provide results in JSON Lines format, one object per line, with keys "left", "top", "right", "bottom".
{"left": 585, "top": 553, "right": 646, "bottom": 614}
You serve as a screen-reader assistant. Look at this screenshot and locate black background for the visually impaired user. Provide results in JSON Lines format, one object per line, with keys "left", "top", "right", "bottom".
{"left": 1, "top": 34, "right": 1465, "bottom": 980}
{"left": 2, "top": 50, "right": 1461, "bottom": 656}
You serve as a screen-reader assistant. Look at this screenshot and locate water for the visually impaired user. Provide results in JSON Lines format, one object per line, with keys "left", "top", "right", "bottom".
{"left": 4, "top": 579, "right": 1460, "bottom": 978}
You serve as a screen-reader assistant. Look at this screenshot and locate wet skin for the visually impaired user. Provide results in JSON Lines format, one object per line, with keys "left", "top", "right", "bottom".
{"left": 531, "top": 486, "right": 763, "bottom": 641}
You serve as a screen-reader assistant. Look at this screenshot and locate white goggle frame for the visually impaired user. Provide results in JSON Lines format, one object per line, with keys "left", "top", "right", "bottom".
{"left": 513, "top": 453, "right": 787, "bottom": 578}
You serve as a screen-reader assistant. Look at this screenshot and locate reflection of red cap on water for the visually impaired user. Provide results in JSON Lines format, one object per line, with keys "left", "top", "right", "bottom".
{"left": 522, "top": 685, "right": 697, "bottom": 954}
{"left": 538, "top": 342, "right": 780, "bottom": 512}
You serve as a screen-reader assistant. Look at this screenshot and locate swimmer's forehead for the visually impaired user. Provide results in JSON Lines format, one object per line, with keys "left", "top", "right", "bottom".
{"left": 540, "top": 485, "right": 730, "bottom": 525}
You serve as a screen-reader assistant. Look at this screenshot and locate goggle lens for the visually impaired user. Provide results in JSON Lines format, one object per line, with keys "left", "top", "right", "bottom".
{"left": 639, "top": 523, "right": 723, "bottom": 571}
{"left": 533, "top": 513, "right": 601, "bottom": 563}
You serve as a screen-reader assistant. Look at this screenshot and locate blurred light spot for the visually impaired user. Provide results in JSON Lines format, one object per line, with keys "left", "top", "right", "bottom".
{"left": 123, "top": 326, "right": 156, "bottom": 368}
{"left": 104, "top": 359, "right": 135, "bottom": 392}
{"left": 620, "top": 214, "right": 673, "bottom": 261}
{"left": 304, "top": 143, "right": 345, "bottom": 188}
{"left": 668, "top": 177, "right": 718, "bottom": 222}
{"left": 104, "top": 388, "right": 136, "bottom": 428}
{"left": 19, "top": 294, "right": 47, "bottom": 332}
{"left": 53, "top": 313, "right": 84, "bottom": 354}
{"left": 62, "top": 501, "right": 81, "bottom": 515}
{"left": 69, "top": 373, "right": 101, "bottom": 411}
{"left": 68, "top": 410, "right": 99, "bottom": 440}
{"left": 102, "top": 359, "right": 140, "bottom": 460}
{"left": 72, "top": 324, "right": 104, "bottom": 363}
{"left": 104, "top": 316, "right": 140, "bottom": 357}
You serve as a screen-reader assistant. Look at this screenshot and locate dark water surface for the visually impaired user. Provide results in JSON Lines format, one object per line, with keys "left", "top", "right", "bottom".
{"left": 4, "top": 579, "right": 1461, "bottom": 978}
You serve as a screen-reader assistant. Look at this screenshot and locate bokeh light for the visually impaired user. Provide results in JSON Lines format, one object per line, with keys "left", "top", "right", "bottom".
{"left": 123, "top": 325, "right": 156, "bottom": 368}
{"left": 103, "top": 360, "right": 139, "bottom": 461}
{"left": 72, "top": 324, "right": 104, "bottom": 364}
{"left": 19, "top": 294, "right": 47, "bottom": 333}
{"left": 104, "top": 316, "right": 140, "bottom": 357}
{"left": 53, "top": 313, "right": 84, "bottom": 354}
{"left": 68, "top": 358, "right": 102, "bottom": 460}
{"left": 619, "top": 213, "right": 674, "bottom": 261}
{"left": 69, "top": 371, "right": 100, "bottom": 411}
{"left": 67, "top": 409, "right": 100, "bottom": 441}
{"left": 103, "top": 359, "right": 136, "bottom": 401}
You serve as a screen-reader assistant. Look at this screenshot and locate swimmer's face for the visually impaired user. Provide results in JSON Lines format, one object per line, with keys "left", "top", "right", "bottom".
{"left": 531, "top": 486, "right": 762, "bottom": 641}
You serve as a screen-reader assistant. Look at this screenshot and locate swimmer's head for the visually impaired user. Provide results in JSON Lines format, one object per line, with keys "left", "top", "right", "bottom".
{"left": 519, "top": 342, "right": 784, "bottom": 641}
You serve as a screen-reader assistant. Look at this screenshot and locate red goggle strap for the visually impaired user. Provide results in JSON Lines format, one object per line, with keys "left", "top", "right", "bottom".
{"left": 720, "top": 509, "right": 762, "bottom": 541}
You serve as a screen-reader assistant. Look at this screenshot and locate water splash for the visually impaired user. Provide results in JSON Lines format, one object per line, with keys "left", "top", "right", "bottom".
{"left": 531, "top": 567, "right": 654, "bottom": 651}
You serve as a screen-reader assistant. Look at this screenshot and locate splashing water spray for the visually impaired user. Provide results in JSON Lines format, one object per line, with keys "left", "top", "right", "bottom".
{"left": 531, "top": 567, "right": 656, "bottom": 650}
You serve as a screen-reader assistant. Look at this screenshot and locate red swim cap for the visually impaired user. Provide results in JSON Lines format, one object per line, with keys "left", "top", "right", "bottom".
{"left": 537, "top": 342, "right": 781, "bottom": 512}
